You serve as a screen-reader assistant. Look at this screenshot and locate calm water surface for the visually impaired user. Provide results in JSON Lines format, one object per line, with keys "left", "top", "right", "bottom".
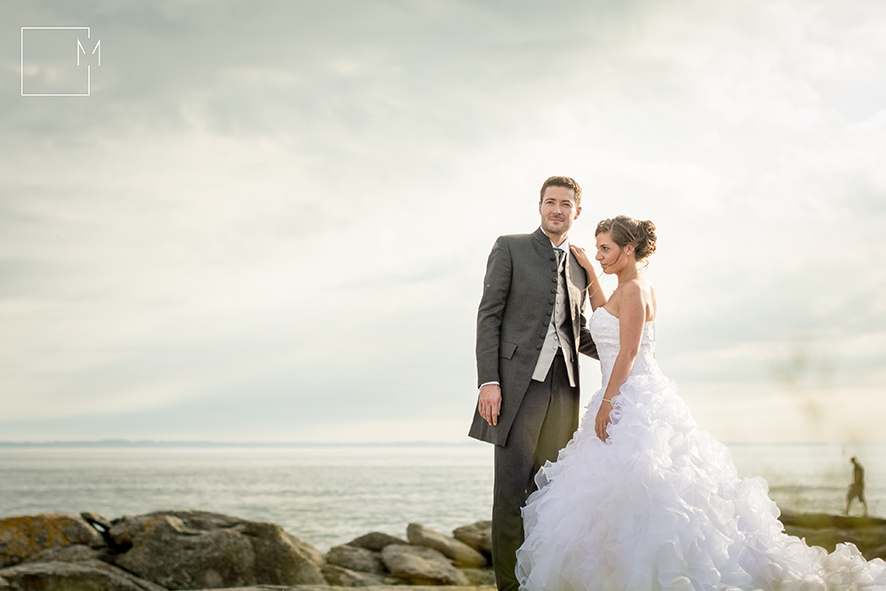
{"left": 0, "top": 443, "right": 883, "bottom": 550}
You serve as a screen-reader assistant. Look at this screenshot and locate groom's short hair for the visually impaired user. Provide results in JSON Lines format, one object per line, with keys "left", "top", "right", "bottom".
{"left": 540, "top": 176, "right": 582, "bottom": 206}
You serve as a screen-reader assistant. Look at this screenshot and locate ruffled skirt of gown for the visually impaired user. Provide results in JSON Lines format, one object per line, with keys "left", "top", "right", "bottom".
{"left": 516, "top": 315, "right": 886, "bottom": 591}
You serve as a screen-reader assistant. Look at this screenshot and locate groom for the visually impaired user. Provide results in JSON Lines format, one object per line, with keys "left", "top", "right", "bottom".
{"left": 469, "top": 176, "right": 598, "bottom": 591}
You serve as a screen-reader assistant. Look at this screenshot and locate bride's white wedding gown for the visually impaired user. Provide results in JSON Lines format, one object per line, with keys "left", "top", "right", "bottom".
{"left": 516, "top": 307, "right": 886, "bottom": 591}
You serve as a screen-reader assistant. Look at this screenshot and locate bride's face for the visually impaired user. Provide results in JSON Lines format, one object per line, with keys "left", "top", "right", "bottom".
{"left": 595, "top": 231, "right": 628, "bottom": 274}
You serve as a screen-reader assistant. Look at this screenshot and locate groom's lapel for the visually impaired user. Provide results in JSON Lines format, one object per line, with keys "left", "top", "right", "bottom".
{"left": 565, "top": 251, "right": 587, "bottom": 295}
{"left": 565, "top": 252, "right": 586, "bottom": 337}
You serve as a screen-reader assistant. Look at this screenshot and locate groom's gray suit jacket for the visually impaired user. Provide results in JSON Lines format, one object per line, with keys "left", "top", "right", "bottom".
{"left": 469, "top": 228, "right": 598, "bottom": 446}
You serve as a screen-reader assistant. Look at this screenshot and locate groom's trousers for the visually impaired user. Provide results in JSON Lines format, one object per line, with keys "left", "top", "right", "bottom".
{"left": 492, "top": 349, "right": 578, "bottom": 591}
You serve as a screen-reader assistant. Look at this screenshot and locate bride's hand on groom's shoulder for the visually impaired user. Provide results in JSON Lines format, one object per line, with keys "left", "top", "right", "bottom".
{"left": 570, "top": 245, "right": 594, "bottom": 274}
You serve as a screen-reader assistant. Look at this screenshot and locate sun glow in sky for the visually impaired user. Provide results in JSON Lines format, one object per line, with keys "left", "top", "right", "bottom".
{"left": 2, "top": 0, "right": 885, "bottom": 444}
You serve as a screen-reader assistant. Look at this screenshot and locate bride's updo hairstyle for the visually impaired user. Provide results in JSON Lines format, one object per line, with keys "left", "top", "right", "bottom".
{"left": 595, "top": 215, "right": 657, "bottom": 260}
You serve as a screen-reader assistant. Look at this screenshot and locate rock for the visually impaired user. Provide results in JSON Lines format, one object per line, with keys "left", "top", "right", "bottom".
{"left": 111, "top": 514, "right": 253, "bottom": 589}
{"left": 238, "top": 520, "right": 325, "bottom": 585}
{"left": 779, "top": 510, "right": 886, "bottom": 530}
{"left": 381, "top": 544, "right": 470, "bottom": 586}
{"left": 22, "top": 543, "right": 101, "bottom": 564}
{"left": 326, "top": 545, "right": 385, "bottom": 574}
{"left": 347, "top": 532, "right": 409, "bottom": 552}
{"left": 783, "top": 525, "right": 819, "bottom": 540}
{"left": 794, "top": 526, "right": 886, "bottom": 556}
{"left": 781, "top": 511, "right": 886, "bottom": 559}
{"left": 0, "top": 514, "right": 104, "bottom": 567}
{"left": 321, "top": 563, "right": 393, "bottom": 586}
{"left": 407, "top": 524, "right": 486, "bottom": 568}
{"left": 800, "top": 528, "right": 860, "bottom": 553}
{"left": 452, "top": 521, "right": 492, "bottom": 555}
{"left": 0, "top": 560, "right": 166, "bottom": 591}
{"left": 459, "top": 567, "right": 496, "bottom": 586}
{"left": 104, "top": 510, "right": 324, "bottom": 589}
{"left": 854, "top": 527, "right": 886, "bottom": 552}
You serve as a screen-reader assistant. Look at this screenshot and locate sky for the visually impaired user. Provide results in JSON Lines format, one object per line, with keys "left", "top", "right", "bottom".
{"left": 1, "top": 0, "right": 885, "bottom": 444}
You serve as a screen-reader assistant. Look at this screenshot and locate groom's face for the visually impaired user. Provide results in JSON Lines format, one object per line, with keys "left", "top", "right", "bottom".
{"left": 539, "top": 186, "right": 581, "bottom": 237}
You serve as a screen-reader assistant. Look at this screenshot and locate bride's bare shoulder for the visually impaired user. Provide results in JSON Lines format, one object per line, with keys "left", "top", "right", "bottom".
{"left": 640, "top": 277, "right": 656, "bottom": 321}
{"left": 614, "top": 277, "right": 655, "bottom": 322}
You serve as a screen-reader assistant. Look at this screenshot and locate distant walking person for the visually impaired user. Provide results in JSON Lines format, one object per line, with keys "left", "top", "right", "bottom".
{"left": 845, "top": 456, "right": 869, "bottom": 517}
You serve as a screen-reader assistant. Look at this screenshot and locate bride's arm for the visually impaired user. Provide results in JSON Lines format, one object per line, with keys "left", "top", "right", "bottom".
{"left": 594, "top": 282, "right": 646, "bottom": 442}
{"left": 570, "top": 245, "right": 606, "bottom": 310}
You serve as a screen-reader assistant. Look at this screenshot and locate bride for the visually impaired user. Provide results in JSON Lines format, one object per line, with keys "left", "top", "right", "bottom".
{"left": 515, "top": 216, "right": 886, "bottom": 591}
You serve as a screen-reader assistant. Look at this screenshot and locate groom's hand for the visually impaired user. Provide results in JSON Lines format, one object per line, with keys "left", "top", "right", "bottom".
{"left": 478, "top": 384, "right": 502, "bottom": 426}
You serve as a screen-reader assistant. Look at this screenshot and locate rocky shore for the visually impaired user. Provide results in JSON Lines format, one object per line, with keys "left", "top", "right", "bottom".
{"left": 2, "top": 509, "right": 885, "bottom": 591}
{"left": 778, "top": 510, "right": 886, "bottom": 558}
{"left": 0, "top": 511, "right": 493, "bottom": 591}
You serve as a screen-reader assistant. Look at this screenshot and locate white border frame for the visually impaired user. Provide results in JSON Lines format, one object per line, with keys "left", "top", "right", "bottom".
{"left": 21, "top": 27, "right": 92, "bottom": 97}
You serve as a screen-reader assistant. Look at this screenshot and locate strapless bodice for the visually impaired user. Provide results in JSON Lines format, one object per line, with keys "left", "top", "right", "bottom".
{"left": 589, "top": 307, "right": 659, "bottom": 388}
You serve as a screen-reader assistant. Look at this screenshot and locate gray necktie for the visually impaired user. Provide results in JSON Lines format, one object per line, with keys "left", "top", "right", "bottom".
{"left": 556, "top": 248, "right": 566, "bottom": 277}
{"left": 555, "top": 249, "right": 567, "bottom": 330}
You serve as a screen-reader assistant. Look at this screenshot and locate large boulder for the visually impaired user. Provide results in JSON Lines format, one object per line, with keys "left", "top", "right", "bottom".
{"left": 780, "top": 510, "right": 886, "bottom": 559}
{"left": 111, "top": 514, "right": 252, "bottom": 589}
{"left": 326, "top": 545, "right": 385, "bottom": 574}
{"left": 347, "top": 532, "right": 409, "bottom": 552}
{"left": 104, "top": 510, "right": 323, "bottom": 589}
{"left": 239, "top": 520, "right": 325, "bottom": 585}
{"left": 407, "top": 524, "right": 486, "bottom": 568}
{"left": 799, "top": 528, "right": 860, "bottom": 554}
{"left": 779, "top": 510, "right": 886, "bottom": 531}
{"left": 459, "top": 567, "right": 496, "bottom": 586}
{"left": 0, "top": 514, "right": 104, "bottom": 567}
{"left": 22, "top": 544, "right": 102, "bottom": 564}
{"left": 0, "top": 560, "right": 166, "bottom": 591}
{"left": 321, "top": 564, "right": 391, "bottom": 587}
{"left": 452, "top": 521, "right": 492, "bottom": 556}
{"left": 381, "top": 544, "right": 469, "bottom": 586}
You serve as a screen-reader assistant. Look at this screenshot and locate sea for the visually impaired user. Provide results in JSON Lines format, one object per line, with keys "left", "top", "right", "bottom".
{"left": 1, "top": 442, "right": 884, "bottom": 551}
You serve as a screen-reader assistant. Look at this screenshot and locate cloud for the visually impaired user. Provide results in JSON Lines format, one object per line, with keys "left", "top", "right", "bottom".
{"left": 1, "top": 0, "right": 885, "bottom": 442}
